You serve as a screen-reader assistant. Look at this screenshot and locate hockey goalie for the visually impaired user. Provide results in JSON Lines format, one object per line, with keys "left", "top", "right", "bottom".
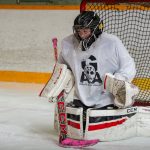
{"left": 39, "top": 62, "right": 150, "bottom": 147}
{"left": 39, "top": 10, "right": 150, "bottom": 147}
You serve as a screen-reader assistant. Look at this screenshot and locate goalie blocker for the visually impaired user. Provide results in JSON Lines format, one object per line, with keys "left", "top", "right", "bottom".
{"left": 39, "top": 63, "right": 75, "bottom": 102}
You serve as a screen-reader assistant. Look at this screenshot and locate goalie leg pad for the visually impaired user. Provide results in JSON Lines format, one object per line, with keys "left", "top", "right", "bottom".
{"left": 55, "top": 105, "right": 150, "bottom": 141}
{"left": 136, "top": 107, "right": 150, "bottom": 137}
{"left": 54, "top": 105, "right": 84, "bottom": 140}
{"left": 84, "top": 107, "right": 138, "bottom": 141}
{"left": 66, "top": 106, "right": 84, "bottom": 140}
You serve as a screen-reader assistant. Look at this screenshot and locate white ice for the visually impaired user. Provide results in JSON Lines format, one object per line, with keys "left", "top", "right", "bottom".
{"left": 0, "top": 82, "right": 150, "bottom": 150}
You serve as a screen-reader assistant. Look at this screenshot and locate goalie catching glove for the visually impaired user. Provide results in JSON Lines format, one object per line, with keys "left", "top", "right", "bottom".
{"left": 39, "top": 63, "right": 75, "bottom": 102}
{"left": 104, "top": 73, "right": 139, "bottom": 108}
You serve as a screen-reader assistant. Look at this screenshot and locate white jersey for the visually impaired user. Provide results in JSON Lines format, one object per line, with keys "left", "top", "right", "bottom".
{"left": 58, "top": 32, "right": 136, "bottom": 107}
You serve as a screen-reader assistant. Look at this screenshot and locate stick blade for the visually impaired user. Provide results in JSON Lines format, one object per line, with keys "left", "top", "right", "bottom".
{"left": 59, "top": 138, "right": 100, "bottom": 148}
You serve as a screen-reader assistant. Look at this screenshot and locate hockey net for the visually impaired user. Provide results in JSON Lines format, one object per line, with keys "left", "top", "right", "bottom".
{"left": 80, "top": 0, "right": 150, "bottom": 106}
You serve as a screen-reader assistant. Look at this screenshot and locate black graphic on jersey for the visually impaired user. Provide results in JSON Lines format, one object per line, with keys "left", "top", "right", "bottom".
{"left": 80, "top": 55, "right": 102, "bottom": 85}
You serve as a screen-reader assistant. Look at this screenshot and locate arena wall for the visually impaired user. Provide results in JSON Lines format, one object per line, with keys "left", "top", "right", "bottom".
{"left": 0, "top": 5, "right": 79, "bottom": 83}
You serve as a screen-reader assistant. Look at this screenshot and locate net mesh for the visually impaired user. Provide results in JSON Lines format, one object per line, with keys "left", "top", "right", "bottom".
{"left": 80, "top": 0, "right": 150, "bottom": 104}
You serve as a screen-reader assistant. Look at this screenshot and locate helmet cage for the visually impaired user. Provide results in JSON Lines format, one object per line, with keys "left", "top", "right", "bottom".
{"left": 73, "top": 11, "right": 104, "bottom": 50}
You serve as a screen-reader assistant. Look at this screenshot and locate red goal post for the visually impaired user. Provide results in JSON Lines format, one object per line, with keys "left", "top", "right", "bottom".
{"left": 80, "top": 0, "right": 150, "bottom": 106}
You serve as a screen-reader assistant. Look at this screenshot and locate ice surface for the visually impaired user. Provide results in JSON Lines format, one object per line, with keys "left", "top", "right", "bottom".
{"left": 0, "top": 82, "right": 150, "bottom": 150}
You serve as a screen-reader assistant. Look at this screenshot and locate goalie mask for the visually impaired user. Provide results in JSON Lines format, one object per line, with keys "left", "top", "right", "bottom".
{"left": 73, "top": 11, "right": 103, "bottom": 51}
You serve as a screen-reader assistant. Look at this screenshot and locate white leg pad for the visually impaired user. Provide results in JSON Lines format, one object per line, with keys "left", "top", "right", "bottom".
{"left": 66, "top": 106, "right": 84, "bottom": 140}
{"left": 53, "top": 105, "right": 84, "bottom": 139}
{"left": 54, "top": 105, "right": 150, "bottom": 141}
{"left": 84, "top": 107, "right": 137, "bottom": 141}
{"left": 84, "top": 106, "right": 150, "bottom": 141}
{"left": 136, "top": 107, "right": 150, "bottom": 137}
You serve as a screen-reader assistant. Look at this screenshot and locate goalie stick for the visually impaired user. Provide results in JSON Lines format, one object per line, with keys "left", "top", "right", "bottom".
{"left": 39, "top": 37, "right": 100, "bottom": 148}
{"left": 52, "top": 38, "right": 58, "bottom": 62}
{"left": 39, "top": 37, "right": 58, "bottom": 97}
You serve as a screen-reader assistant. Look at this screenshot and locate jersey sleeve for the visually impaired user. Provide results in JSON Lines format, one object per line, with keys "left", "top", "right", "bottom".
{"left": 58, "top": 39, "right": 71, "bottom": 70}
{"left": 114, "top": 37, "right": 136, "bottom": 82}
{"left": 58, "top": 51, "right": 66, "bottom": 64}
